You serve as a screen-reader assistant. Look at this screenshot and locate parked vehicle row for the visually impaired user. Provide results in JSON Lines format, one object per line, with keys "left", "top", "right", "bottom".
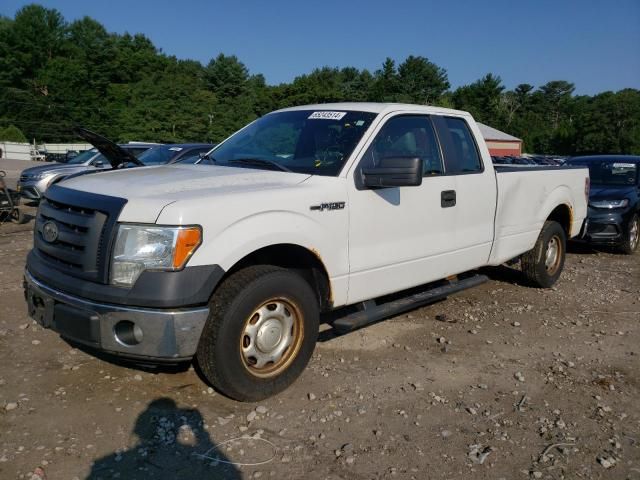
{"left": 492, "top": 155, "right": 566, "bottom": 166}
{"left": 17, "top": 130, "right": 214, "bottom": 203}
{"left": 17, "top": 143, "right": 155, "bottom": 203}
{"left": 492, "top": 155, "right": 640, "bottom": 255}
{"left": 43, "top": 150, "right": 85, "bottom": 163}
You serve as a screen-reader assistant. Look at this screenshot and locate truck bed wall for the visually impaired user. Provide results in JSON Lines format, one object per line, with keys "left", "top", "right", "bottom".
{"left": 489, "top": 166, "right": 588, "bottom": 266}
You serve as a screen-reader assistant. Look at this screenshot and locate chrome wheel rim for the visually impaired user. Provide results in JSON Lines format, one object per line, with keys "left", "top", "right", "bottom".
{"left": 240, "top": 298, "right": 303, "bottom": 378}
{"left": 630, "top": 218, "right": 639, "bottom": 251}
{"left": 544, "top": 235, "right": 562, "bottom": 274}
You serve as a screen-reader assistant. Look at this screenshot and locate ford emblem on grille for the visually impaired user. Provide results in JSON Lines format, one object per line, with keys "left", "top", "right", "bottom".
{"left": 42, "top": 220, "right": 59, "bottom": 243}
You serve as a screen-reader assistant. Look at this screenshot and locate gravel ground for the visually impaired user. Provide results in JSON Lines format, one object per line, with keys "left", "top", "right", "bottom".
{"left": 0, "top": 175, "right": 638, "bottom": 479}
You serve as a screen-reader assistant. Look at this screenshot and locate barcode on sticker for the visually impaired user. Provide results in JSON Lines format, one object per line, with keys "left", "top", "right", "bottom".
{"left": 308, "top": 111, "right": 347, "bottom": 120}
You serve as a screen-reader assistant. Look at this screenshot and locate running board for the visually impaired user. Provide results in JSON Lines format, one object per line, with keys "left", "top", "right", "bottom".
{"left": 332, "top": 274, "right": 488, "bottom": 334}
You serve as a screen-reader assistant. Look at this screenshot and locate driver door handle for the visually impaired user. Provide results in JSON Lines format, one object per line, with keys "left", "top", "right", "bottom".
{"left": 441, "top": 190, "right": 456, "bottom": 208}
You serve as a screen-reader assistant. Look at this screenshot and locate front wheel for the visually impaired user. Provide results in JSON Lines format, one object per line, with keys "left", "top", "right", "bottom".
{"left": 196, "top": 265, "right": 319, "bottom": 401}
{"left": 521, "top": 220, "right": 567, "bottom": 288}
{"left": 620, "top": 214, "right": 639, "bottom": 255}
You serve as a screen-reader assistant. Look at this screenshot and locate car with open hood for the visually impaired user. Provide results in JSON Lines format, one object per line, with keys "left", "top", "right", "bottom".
{"left": 17, "top": 128, "right": 157, "bottom": 203}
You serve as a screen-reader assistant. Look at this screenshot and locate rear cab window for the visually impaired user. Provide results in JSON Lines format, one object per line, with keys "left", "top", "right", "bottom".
{"left": 433, "top": 116, "right": 483, "bottom": 174}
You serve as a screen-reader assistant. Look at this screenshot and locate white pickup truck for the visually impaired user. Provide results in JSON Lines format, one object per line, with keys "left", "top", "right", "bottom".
{"left": 24, "top": 103, "right": 589, "bottom": 401}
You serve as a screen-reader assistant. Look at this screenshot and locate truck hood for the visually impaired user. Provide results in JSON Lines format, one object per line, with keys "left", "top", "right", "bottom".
{"left": 59, "top": 164, "right": 312, "bottom": 222}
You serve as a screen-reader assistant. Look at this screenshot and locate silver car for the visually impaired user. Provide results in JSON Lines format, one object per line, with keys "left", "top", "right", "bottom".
{"left": 17, "top": 144, "right": 153, "bottom": 203}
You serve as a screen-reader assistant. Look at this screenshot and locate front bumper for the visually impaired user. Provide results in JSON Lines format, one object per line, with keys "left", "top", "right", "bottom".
{"left": 24, "top": 269, "right": 209, "bottom": 361}
{"left": 17, "top": 181, "right": 43, "bottom": 201}
{"left": 581, "top": 208, "right": 630, "bottom": 245}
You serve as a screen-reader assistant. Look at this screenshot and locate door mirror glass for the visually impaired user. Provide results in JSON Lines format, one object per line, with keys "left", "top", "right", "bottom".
{"left": 362, "top": 156, "right": 423, "bottom": 188}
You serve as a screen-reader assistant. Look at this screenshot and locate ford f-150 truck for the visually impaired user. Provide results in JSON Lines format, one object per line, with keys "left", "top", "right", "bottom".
{"left": 24, "top": 103, "right": 589, "bottom": 401}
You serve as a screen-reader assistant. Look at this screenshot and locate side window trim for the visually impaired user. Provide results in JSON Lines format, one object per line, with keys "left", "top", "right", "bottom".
{"left": 432, "top": 115, "right": 484, "bottom": 175}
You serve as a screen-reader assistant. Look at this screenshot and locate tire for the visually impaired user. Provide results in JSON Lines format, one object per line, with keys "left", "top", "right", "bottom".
{"left": 620, "top": 214, "right": 639, "bottom": 255}
{"left": 196, "top": 265, "right": 319, "bottom": 401}
{"left": 521, "top": 220, "right": 567, "bottom": 288}
{"left": 10, "top": 208, "right": 26, "bottom": 224}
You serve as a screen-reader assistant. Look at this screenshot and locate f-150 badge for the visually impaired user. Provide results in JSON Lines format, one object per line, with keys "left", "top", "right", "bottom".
{"left": 310, "top": 202, "right": 345, "bottom": 212}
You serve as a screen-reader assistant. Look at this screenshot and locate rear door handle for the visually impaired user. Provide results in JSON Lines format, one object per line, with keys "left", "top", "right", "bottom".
{"left": 441, "top": 190, "right": 456, "bottom": 208}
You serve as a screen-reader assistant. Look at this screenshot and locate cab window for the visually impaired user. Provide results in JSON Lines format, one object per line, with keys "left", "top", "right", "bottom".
{"left": 434, "top": 117, "right": 483, "bottom": 174}
{"left": 360, "top": 115, "right": 443, "bottom": 176}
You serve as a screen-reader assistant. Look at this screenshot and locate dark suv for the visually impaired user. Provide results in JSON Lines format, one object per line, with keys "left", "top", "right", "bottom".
{"left": 566, "top": 155, "right": 639, "bottom": 254}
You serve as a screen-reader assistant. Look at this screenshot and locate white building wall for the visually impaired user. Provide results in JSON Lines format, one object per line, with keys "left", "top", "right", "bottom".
{"left": 0, "top": 142, "right": 92, "bottom": 161}
{"left": 0, "top": 142, "right": 31, "bottom": 161}
{"left": 41, "top": 143, "right": 92, "bottom": 154}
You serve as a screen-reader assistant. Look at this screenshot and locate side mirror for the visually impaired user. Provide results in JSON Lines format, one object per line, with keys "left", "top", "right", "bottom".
{"left": 94, "top": 160, "right": 104, "bottom": 168}
{"left": 362, "top": 156, "right": 422, "bottom": 188}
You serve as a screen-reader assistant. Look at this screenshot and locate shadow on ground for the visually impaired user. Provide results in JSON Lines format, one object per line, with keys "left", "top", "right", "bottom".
{"left": 86, "top": 397, "right": 241, "bottom": 480}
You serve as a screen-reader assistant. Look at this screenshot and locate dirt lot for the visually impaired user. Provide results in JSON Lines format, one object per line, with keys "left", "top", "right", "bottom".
{"left": 0, "top": 169, "right": 639, "bottom": 479}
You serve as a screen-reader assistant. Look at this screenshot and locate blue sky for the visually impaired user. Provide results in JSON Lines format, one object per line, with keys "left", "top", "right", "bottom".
{"left": 2, "top": 0, "right": 639, "bottom": 95}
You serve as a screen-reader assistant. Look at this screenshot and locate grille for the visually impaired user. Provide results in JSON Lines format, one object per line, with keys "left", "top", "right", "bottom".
{"left": 35, "top": 198, "right": 108, "bottom": 280}
{"left": 588, "top": 223, "right": 618, "bottom": 235}
{"left": 32, "top": 186, "right": 126, "bottom": 283}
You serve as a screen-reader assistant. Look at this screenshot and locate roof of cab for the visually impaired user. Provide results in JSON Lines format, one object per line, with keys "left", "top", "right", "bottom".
{"left": 275, "top": 102, "right": 471, "bottom": 117}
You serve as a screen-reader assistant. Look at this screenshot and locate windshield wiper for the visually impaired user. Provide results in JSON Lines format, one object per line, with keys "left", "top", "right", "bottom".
{"left": 228, "top": 158, "right": 292, "bottom": 172}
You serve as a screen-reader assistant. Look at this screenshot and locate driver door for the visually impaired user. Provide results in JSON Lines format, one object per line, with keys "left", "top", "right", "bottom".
{"left": 347, "top": 114, "right": 458, "bottom": 303}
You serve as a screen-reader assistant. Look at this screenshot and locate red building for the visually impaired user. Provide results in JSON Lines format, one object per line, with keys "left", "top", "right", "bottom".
{"left": 477, "top": 122, "right": 522, "bottom": 156}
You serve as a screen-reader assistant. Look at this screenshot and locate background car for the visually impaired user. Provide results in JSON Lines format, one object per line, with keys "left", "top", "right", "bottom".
{"left": 18, "top": 143, "right": 156, "bottom": 203}
{"left": 136, "top": 143, "right": 215, "bottom": 165}
{"left": 566, "top": 155, "right": 640, "bottom": 254}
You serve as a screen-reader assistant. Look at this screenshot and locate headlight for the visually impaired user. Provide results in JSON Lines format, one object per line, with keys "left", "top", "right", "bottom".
{"left": 589, "top": 199, "right": 629, "bottom": 209}
{"left": 26, "top": 173, "right": 52, "bottom": 180}
{"left": 110, "top": 224, "right": 202, "bottom": 286}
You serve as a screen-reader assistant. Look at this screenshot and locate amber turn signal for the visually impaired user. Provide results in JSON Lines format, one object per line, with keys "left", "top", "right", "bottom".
{"left": 173, "top": 227, "right": 202, "bottom": 268}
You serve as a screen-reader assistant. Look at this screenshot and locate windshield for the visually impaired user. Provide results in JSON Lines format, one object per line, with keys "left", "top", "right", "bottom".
{"left": 571, "top": 160, "right": 638, "bottom": 186}
{"left": 209, "top": 110, "right": 377, "bottom": 175}
{"left": 66, "top": 148, "right": 98, "bottom": 165}
{"left": 138, "top": 145, "right": 182, "bottom": 165}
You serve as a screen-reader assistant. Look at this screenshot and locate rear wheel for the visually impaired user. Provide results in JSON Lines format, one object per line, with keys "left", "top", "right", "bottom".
{"left": 196, "top": 265, "right": 319, "bottom": 401}
{"left": 620, "top": 214, "right": 639, "bottom": 255}
{"left": 521, "top": 221, "right": 566, "bottom": 288}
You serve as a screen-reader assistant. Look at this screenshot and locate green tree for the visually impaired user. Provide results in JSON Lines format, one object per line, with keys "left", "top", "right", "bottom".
{"left": 0, "top": 4, "right": 67, "bottom": 89}
{"left": 0, "top": 4, "right": 636, "bottom": 155}
{"left": 452, "top": 73, "right": 505, "bottom": 125}
{"left": 0, "top": 124, "right": 28, "bottom": 142}
{"left": 397, "top": 55, "right": 449, "bottom": 104}
{"left": 371, "top": 58, "right": 401, "bottom": 102}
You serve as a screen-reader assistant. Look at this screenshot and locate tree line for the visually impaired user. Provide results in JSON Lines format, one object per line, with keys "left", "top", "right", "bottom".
{"left": 1, "top": 4, "right": 639, "bottom": 155}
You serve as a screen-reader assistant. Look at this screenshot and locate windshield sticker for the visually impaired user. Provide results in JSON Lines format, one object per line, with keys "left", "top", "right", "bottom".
{"left": 308, "top": 111, "right": 347, "bottom": 120}
{"left": 355, "top": 120, "right": 365, "bottom": 126}
{"left": 612, "top": 163, "right": 635, "bottom": 168}
{"left": 169, "top": 147, "right": 183, "bottom": 151}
